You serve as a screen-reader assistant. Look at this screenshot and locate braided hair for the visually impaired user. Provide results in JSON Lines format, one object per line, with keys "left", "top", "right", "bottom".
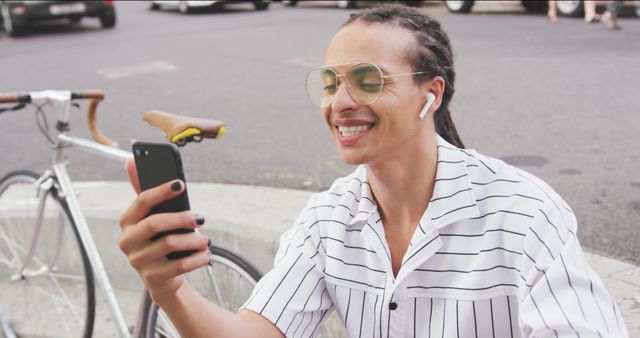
{"left": 342, "top": 3, "right": 465, "bottom": 148}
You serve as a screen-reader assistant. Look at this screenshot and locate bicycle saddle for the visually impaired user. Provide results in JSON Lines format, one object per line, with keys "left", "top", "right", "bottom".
{"left": 143, "top": 110, "right": 226, "bottom": 146}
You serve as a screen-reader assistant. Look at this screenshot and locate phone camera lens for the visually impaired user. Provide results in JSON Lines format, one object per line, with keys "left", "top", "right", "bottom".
{"left": 134, "top": 149, "right": 141, "bottom": 156}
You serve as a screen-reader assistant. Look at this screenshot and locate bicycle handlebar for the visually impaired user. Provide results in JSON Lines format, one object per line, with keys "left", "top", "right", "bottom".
{"left": 0, "top": 93, "right": 31, "bottom": 104}
{"left": 79, "top": 90, "right": 116, "bottom": 147}
{"left": 71, "top": 89, "right": 105, "bottom": 101}
{"left": 0, "top": 89, "right": 116, "bottom": 147}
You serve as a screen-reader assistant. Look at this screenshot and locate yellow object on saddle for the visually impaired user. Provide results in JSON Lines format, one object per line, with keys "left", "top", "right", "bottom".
{"left": 171, "top": 128, "right": 201, "bottom": 143}
{"left": 170, "top": 126, "right": 227, "bottom": 143}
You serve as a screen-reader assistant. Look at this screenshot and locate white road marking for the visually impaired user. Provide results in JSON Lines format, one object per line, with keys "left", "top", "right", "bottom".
{"left": 283, "top": 57, "right": 322, "bottom": 68}
{"left": 97, "top": 60, "right": 177, "bottom": 80}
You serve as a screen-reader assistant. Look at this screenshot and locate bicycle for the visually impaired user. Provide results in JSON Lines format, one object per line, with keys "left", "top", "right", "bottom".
{"left": 0, "top": 89, "right": 263, "bottom": 338}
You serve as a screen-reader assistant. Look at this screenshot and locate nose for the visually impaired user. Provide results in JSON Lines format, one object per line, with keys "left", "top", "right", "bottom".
{"left": 330, "top": 77, "right": 359, "bottom": 113}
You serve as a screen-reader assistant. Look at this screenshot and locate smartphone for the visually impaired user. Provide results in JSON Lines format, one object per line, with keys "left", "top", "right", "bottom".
{"left": 132, "top": 141, "right": 196, "bottom": 260}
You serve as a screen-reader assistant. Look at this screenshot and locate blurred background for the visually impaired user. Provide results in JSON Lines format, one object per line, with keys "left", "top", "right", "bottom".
{"left": 0, "top": 0, "right": 639, "bottom": 266}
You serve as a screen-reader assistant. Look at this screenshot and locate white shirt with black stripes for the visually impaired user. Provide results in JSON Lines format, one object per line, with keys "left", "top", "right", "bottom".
{"left": 242, "top": 134, "right": 629, "bottom": 338}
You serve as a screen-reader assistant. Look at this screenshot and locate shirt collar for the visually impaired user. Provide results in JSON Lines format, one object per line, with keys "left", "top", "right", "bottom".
{"left": 421, "top": 135, "right": 480, "bottom": 230}
{"left": 347, "top": 134, "right": 480, "bottom": 229}
{"left": 345, "top": 166, "right": 377, "bottom": 225}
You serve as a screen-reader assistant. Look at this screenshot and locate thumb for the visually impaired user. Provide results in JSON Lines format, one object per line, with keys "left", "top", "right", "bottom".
{"left": 125, "top": 158, "right": 142, "bottom": 195}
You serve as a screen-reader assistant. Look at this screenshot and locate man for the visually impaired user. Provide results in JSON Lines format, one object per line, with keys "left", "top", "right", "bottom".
{"left": 119, "top": 4, "right": 628, "bottom": 337}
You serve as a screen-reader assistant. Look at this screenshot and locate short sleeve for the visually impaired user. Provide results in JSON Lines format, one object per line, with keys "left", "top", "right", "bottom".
{"left": 242, "top": 195, "right": 332, "bottom": 338}
{"left": 517, "top": 203, "right": 629, "bottom": 337}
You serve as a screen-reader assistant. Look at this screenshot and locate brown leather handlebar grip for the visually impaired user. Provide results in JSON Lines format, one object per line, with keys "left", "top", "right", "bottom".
{"left": 0, "top": 93, "right": 28, "bottom": 104}
{"left": 83, "top": 90, "right": 116, "bottom": 147}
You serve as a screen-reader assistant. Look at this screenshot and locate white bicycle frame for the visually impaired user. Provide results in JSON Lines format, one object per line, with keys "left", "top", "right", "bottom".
{"left": 19, "top": 90, "right": 147, "bottom": 338}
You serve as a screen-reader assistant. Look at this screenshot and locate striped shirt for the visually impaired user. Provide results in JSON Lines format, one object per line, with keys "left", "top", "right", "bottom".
{"left": 243, "top": 135, "right": 628, "bottom": 338}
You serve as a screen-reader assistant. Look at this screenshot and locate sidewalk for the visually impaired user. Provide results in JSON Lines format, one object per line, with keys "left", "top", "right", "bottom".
{"left": 3, "top": 181, "right": 639, "bottom": 337}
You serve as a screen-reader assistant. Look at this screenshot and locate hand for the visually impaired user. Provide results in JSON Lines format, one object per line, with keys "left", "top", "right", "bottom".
{"left": 118, "top": 158, "right": 210, "bottom": 303}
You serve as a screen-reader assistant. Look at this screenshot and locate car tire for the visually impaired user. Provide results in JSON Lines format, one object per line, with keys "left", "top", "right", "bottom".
{"left": 521, "top": 0, "right": 547, "bottom": 13}
{"left": 99, "top": 8, "right": 116, "bottom": 28}
{"left": 149, "top": 2, "right": 161, "bottom": 10}
{"left": 444, "top": 0, "right": 474, "bottom": 13}
{"left": 556, "top": 0, "right": 583, "bottom": 17}
{"left": 401, "top": 1, "right": 422, "bottom": 7}
{"left": 254, "top": 1, "right": 269, "bottom": 10}
{"left": 282, "top": 0, "right": 297, "bottom": 7}
{"left": 335, "top": 1, "right": 356, "bottom": 9}
{"left": 1, "top": 4, "right": 24, "bottom": 36}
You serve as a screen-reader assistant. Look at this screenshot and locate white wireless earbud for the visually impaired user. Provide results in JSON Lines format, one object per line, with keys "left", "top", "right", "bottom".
{"left": 419, "top": 93, "right": 436, "bottom": 119}
{"left": 418, "top": 92, "right": 436, "bottom": 119}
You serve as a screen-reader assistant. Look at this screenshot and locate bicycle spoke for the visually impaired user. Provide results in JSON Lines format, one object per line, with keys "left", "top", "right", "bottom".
{"left": 30, "top": 281, "right": 84, "bottom": 319}
{"left": 0, "top": 217, "right": 25, "bottom": 263}
{"left": 44, "top": 283, "right": 76, "bottom": 338}
{"left": 0, "top": 231, "right": 50, "bottom": 271}
{"left": 232, "top": 267, "right": 241, "bottom": 306}
{"left": 0, "top": 252, "right": 10, "bottom": 266}
{"left": 49, "top": 271, "right": 86, "bottom": 281}
{"left": 209, "top": 263, "right": 224, "bottom": 306}
{"left": 51, "top": 278, "right": 83, "bottom": 324}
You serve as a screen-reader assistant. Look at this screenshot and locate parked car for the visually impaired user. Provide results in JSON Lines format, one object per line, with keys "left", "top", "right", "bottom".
{"left": 148, "top": 0, "right": 271, "bottom": 13}
{"left": 0, "top": 0, "right": 116, "bottom": 37}
{"left": 443, "top": 0, "right": 639, "bottom": 17}
{"left": 443, "top": 0, "right": 546, "bottom": 14}
{"left": 281, "top": 0, "right": 422, "bottom": 9}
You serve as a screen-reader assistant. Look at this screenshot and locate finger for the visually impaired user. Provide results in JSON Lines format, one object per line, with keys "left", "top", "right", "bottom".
{"left": 119, "top": 211, "right": 204, "bottom": 253}
{"left": 127, "top": 232, "right": 210, "bottom": 269}
{"left": 140, "top": 250, "right": 211, "bottom": 287}
{"left": 125, "top": 158, "right": 141, "bottom": 195}
{"left": 119, "top": 179, "right": 185, "bottom": 229}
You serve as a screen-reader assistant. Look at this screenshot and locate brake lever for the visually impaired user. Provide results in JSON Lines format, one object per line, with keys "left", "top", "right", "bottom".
{"left": 0, "top": 103, "right": 26, "bottom": 114}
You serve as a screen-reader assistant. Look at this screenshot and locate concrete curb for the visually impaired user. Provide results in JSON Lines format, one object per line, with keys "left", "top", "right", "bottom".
{"left": 2, "top": 181, "right": 638, "bottom": 336}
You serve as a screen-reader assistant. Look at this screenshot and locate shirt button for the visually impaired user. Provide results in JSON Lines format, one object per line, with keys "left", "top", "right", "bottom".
{"left": 389, "top": 302, "right": 398, "bottom": 310}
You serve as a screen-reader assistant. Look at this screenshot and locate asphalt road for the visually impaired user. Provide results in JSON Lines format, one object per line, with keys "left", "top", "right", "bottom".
{"left": 0, "top": 1, "right": 639, "bottom": 264}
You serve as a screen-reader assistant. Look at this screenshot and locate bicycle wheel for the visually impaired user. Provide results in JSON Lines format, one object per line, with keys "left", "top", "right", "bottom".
{"left": 0, "top": 170, "right": 95, "bottom": 338}
{"left": 146, "top": 245, "right": 262, "bottom": 337}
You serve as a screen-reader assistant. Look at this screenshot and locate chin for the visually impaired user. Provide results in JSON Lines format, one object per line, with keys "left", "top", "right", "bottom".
{"left": 337, "top": 149, "right": 367, "bottom": 165}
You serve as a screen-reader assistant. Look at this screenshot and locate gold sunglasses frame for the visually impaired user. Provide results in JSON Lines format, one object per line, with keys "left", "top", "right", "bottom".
{"left": 304, "top": 62, "right": 428, "bottom": 108}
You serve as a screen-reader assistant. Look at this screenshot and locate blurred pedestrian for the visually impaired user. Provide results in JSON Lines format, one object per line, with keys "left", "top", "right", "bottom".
{"left": 584, "top": 0, "right": 601, "bottom": 23}
{"left": 602, "top": 0, "right": 623, "bottom": 29}
{"left": 547, "top": 0, "right": 559, "bottom": 23}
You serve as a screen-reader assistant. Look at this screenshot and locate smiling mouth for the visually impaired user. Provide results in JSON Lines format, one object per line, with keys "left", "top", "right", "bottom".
{"left": 337, "top": 123, "right": 374, "bottom": 137}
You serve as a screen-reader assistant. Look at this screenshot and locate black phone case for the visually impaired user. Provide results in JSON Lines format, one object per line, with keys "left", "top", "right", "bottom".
{"left": 132, "top": 142, "right": 196, "bottom": 260}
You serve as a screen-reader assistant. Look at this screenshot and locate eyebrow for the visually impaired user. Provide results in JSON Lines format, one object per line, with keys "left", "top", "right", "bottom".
{"left": 320, "top": 68, "right": 335, "bottom": 76}
{"left": 350, "top": 64, "right": 378, "bottom": 76}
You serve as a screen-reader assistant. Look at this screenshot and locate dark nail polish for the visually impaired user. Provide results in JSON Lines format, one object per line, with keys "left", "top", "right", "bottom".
{"left": 207, "top": 238, "right": 212, "bottom": 248}
{"left": 171, "top": 181, "right": 182, "bottom": 191}
{"left": 195, "top": 215, "right": 205, "bottom": 226}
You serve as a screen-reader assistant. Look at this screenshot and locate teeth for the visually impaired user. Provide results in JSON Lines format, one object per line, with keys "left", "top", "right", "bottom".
{"left": 338, "top": 124, "right": 371, "bottom": 137}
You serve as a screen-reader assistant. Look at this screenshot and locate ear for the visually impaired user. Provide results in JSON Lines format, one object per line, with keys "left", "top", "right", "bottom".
{"left": 422, "top": 75, "right": 446, "bottom": 113}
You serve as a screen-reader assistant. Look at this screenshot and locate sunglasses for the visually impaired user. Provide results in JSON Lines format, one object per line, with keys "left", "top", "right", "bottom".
{"left": 305, "top": 62, "right": 427, "bottom": 108}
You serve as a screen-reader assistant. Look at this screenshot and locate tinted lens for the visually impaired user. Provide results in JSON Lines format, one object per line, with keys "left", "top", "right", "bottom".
{"left": 305, "top": 67, "right": 337, "bottom": 107}
{"left": 346, "top": 63, "right": 383, "bottom": 105}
